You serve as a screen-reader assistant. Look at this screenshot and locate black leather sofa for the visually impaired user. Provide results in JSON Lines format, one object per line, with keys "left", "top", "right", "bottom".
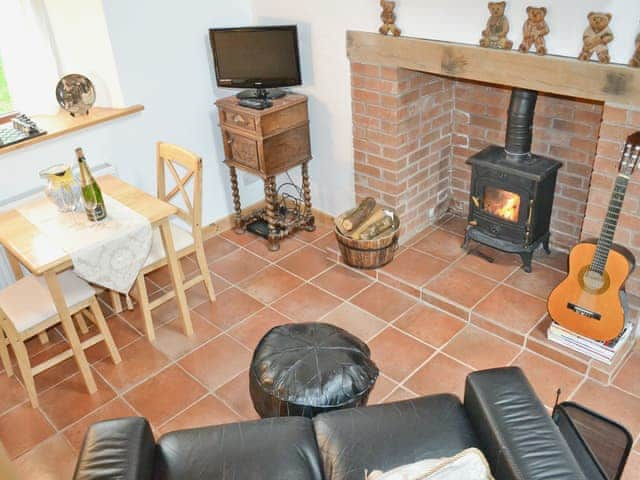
{"left": 73, "top": 367, "right": 597, "bottom": 480}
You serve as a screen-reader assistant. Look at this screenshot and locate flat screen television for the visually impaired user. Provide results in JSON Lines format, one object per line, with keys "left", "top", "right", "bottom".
{"left": 209, "top": 25, "right": 301, "bottom": 100}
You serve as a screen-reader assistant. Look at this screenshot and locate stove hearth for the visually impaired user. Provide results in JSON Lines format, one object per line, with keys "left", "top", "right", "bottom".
{"left": 462, "top": 88, "right": 563, "bottom": 272}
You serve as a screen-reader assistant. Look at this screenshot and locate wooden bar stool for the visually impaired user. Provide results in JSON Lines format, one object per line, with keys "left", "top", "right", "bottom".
{"left": 0, "top": 271, "right": 121, "bottom": 408}
{"left": 133, "top": 142, "right": 216, "bottom": 342}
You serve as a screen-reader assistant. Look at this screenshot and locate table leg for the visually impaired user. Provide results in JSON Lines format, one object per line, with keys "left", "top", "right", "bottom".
{"left": 264, "top": 176, "right": 280, "bottom": 252}
{"left": 44, "top": 270, "right": 97, "bottom": 394}
{"left": 0, "top": 327, "right": 13, "bottom": 377}
{"left": 88, "top": 298, "right": 122, "bottom": 364}
{"left": 109, "top": 290, "right": 124, "bottom": 313}
{"left": 229, "top": 166, "right": 244, "bottom": 234}
{"left": 301, "top": 162, "right": 315, "bottom": 232}
{"left": 74, "top": 313, "right": 89, "bottom": 334}
{"left": 159, "top": 220, "right": 194, "bottom": 336}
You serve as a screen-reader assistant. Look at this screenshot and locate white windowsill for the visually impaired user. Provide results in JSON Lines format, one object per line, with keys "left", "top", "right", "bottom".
{"left": 0, "top": 105, "right": 144, "bottom": 156}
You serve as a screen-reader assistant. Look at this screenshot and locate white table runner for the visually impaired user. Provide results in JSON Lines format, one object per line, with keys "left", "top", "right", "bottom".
{"left": 18, "top": 195, "right": 152, "bottom": 293}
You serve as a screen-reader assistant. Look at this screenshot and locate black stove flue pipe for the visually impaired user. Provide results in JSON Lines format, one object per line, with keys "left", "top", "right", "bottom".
{"left": 504, "top": 88, "right": 538, "bottom": 157}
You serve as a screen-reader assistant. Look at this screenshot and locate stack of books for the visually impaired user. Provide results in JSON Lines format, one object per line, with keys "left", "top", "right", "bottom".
{"left": 547, "top": 321, "right": 633, "bottom": 365}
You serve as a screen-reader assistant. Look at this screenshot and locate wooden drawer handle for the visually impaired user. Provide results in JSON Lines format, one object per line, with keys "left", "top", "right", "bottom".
{"left": 233, "top": 114, "right": 247, "bottom": 125}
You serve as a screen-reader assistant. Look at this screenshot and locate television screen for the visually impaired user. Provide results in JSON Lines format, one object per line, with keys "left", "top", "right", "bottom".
{"left": 209, "top": 26, "right": 301, "bottom": 90}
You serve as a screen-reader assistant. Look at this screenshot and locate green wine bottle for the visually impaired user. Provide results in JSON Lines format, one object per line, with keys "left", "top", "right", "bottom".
{"left": 75, "top": 147, "right": 107, "bottom": 221}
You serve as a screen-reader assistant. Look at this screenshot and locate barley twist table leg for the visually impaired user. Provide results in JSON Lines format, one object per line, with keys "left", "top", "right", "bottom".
{"left": 229, "top": 166, "right": 244, "bottom": 234}
{"left": 265, "top": 176, "right": 280, "bottom": 251}
{"left": 301, "top": 161, "right": 315, "bottom": 232}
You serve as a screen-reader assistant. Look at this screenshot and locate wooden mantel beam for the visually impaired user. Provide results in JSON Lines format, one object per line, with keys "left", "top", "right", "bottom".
{"left": 347, "top": 31, "right": 640, "bottom": 107}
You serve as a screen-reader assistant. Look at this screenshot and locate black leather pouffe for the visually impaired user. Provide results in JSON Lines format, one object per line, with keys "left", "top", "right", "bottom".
{"left": 250, "top": 323, "right": 379, "bottom": 418}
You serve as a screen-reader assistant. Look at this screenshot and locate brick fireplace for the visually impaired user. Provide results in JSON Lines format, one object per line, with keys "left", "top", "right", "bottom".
{"left": 349, "top": 54, "right": 640, "bottom": 298}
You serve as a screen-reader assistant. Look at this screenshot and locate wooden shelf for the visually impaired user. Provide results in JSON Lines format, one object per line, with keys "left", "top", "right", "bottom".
{"left": 0, "top": 105, "right": 144, "bottom": 155}
{"left": 347, "top": 31, "right": 640, "bottom": 107}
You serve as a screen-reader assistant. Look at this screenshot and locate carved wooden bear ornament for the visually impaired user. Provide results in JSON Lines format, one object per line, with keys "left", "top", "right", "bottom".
{"left": 579, "top": 12, "right": 614, "bottom": 63}
{"left": 630, "top": 32, "right": 640, "bottom": 67}
{"left": 519, "top": 6, "right": 550, "bottom": 55}
{"left": 379, "top": 0, "right": 401, "bottom": 37}
{"left": 480, "top": 1, "right": 513, "bottom": 50}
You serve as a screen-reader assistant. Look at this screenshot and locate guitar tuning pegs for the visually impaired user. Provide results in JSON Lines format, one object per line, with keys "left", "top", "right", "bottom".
{"left": 620, "top": 145, "right": 631, "bottom": 171}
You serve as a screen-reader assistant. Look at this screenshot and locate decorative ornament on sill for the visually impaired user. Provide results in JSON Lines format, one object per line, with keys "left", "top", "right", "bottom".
{"left": 55, "top": 74, "right": 96, "bottom": 117}
{"left": 518, "top": 6, "right": 550, "bottom": 55}
{"left": 379, "top": 0, "right": 401, "bottom": 37}
{"left": 578, "top": 12, "right": 614, "bottom": 64}
{"left": 630, "top": 32, "right": 640, "bottom": 68}
{"left": 480, "top": 1, "right": 513, "bottom": 50}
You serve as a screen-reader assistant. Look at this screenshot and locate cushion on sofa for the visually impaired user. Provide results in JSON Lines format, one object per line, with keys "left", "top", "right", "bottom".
{"left": 313, "top": 394, "right": 479, "bottom": 480}
{"left": 154, "top": 416, "right": 324, "bottom": 480}
{"left": 367, "top": 448, "right": 493, "bottom": 480}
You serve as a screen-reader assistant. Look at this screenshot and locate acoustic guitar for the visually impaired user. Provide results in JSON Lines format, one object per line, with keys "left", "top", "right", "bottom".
{"left": 548, "top": 132, "right": 640, "bottom": 341}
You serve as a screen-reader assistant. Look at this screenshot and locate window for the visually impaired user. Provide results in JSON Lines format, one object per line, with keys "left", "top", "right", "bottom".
{"left": 0, "top": 1, "right": 60, "bottom": 115}
{"left": 0, "top": 54, "right": 12, "bottom": 114}
{"left": 0, "top": 1, "right": 124, "bottom": 116}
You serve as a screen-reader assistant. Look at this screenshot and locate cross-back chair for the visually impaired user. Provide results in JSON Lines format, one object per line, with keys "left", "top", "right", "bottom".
{"left": 133, "top": 142, "right": 216, "bottom": 341}
{"left": 0, "top": 264, "right": 121, "bottom": 408}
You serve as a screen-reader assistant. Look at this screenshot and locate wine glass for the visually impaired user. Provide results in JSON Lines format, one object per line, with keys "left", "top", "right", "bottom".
{"left": 60, "top": 183, "right": 82, "bottom": 225}
{"left": 82, "top": 189, "right": 101, "bottom": 227}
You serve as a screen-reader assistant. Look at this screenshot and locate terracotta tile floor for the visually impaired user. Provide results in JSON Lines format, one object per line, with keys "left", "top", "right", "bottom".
{"left": 3, "top": 215, "right": 640, "bottom": 479}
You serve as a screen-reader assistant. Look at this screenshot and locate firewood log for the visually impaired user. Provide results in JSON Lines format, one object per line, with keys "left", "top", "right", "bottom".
{"left": 360, "top": 215, "right": 394, "bottom": 240}
{"left": 351, "top": 208, "right": 386, "bottom": 239}
{"left": 342, "top": 197, "right": 377, "bottom": 231}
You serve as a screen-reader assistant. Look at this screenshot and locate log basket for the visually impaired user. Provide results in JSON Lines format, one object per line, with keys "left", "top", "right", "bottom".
{"left": 334, "top": 210, "right": 400, "bottom": 269}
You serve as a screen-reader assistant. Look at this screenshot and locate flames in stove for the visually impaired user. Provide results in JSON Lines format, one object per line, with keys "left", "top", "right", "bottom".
{"left": 483, "top": 187, "right": 521, "bottom": 222}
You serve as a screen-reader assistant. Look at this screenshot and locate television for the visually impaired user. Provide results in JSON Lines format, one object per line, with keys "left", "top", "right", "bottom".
{"left": 209, "top": 25, "right": 302, "bottom": 100}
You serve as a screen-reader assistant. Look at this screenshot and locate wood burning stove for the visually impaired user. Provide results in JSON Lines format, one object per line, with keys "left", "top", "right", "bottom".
{"left": 462, "top": 89, "right": 562, "bottom": 272}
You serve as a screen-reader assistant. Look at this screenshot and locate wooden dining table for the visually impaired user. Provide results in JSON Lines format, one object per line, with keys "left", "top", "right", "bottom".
{"left": 0, "top": 175, "right": 193, "bottom": 394}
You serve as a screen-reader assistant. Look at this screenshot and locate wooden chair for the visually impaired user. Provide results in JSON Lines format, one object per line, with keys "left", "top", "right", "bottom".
{"left": 0, "top": 270, "right": 121, "bottom": 408}
{"left": 0, "top": 440, "right": 18, "bottom": 480}
{"left": 133, "top": 142, "right": 216, "bottom": 342}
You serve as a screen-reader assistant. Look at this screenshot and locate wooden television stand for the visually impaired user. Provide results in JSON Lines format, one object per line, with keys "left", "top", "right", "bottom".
{"left": 215, "top": 93, "right": 315, "bottom": 251}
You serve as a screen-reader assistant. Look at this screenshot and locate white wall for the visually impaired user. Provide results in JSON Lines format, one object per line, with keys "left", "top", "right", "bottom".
{"left": 44, "top": 0, "right": 124, "bottom": 107}
{"left": 250, "top": 1, "right": 378, "bottom": 216}
{"left": 251, "top": 0, "right": 640, "bottom": 216}
{"left": 101, "top": 0, "right": 263, "bottom": 225}
{"left": 0, "top": 0, "right": 256, "bottom": 229}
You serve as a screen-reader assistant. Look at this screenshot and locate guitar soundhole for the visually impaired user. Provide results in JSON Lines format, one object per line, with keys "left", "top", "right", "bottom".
{"left": 584, "top": 270, "right": 604, "bottom": 289}
{"left": 579, "top": 266, "right": 610, "bottom": 294}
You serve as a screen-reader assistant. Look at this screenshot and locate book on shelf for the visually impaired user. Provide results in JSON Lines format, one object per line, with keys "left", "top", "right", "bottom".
{"left": 547, "top": 321, "right": 633, "bottom": 365}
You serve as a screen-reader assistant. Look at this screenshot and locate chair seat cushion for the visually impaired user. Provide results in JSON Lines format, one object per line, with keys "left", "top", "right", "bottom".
{"left": 144, "top": 224, "right": 194, "bottom": 268}
{"left": 0, "top": 271, "right": 95, "bottom": 333}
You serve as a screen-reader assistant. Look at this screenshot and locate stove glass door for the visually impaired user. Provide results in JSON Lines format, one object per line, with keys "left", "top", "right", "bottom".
{"left": 483, "top": 186, "right": 521, "bottom": 222}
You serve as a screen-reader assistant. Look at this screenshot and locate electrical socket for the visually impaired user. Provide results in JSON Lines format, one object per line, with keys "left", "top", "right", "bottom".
{"left": 437, "top": 189, "right": 449, "bottom": 204}
{"left": 242, "top": 172, "right": 260, "bottom": 187}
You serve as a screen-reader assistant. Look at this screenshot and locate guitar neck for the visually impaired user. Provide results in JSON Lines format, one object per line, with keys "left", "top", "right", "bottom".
{"left": 590, "top": 174, "right": 629, "bottom": 274}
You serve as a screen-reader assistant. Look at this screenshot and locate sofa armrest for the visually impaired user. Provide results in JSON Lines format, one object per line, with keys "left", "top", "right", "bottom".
{"left": 464, "top": 367, "right": 588, "bottom": 480}
{"left": 73, "top": 417, "right": 155, "bottom": 480}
